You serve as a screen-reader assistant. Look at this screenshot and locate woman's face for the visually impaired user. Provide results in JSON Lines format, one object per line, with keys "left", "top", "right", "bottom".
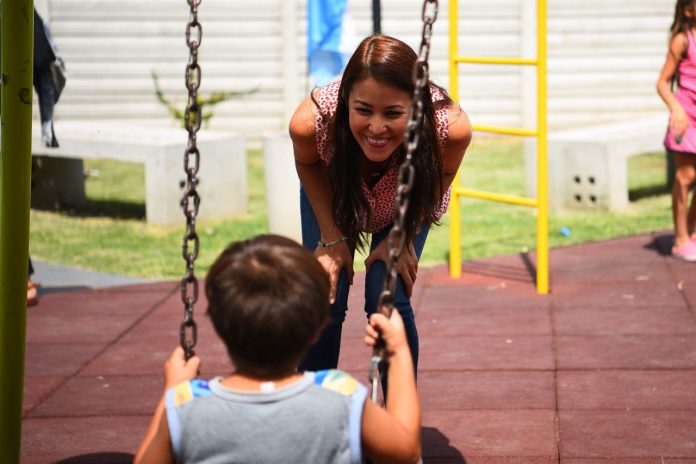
{"left": 685, "top": 1, "right": 696, "bottom": 20}
{"left": 347, "top": 77, "right": 411, "bottom": 164}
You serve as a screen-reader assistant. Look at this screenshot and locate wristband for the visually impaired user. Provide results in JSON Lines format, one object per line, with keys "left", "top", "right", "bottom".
{"left": 317, "top": 236, "right": 348, "bottom": 247}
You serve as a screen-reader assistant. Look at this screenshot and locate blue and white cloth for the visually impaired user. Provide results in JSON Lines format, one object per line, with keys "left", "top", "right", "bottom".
{"left": 307, "top": 0, "right": 357, "bottom": 86}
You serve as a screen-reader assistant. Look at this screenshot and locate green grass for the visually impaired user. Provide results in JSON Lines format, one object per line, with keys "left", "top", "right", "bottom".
{"left": 422, "top": 140, "right": 672, "bottom": 265}
{"left": 30, "top": 149, "right": 269, "bottom": 278}
{"left": 420, "top": 138, "right": 672, "bottom": 265}
{"left": 29, "top": 139, "right": 673, "bottom": 277}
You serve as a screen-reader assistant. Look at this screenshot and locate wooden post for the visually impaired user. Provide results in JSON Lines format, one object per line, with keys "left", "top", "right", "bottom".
{"left": 0, "top": 0, "right": 34, "bottom": 461}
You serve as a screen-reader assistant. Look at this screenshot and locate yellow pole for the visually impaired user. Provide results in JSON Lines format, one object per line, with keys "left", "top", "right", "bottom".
{"left": 448, "top": 0, "right": 462, "bottom": 278}
{"left": 453, "top": 55, "right": 537, "bottom": 66}
{"left": 471, "top": 123, "right": 537, "bottom": 138}
{"left": 535, "top": 0, "right": 549, "bottom": 294}
{"left": 0, "top": 0, "right": 34, "bottom": 461}
{"left": 453, "top": 187, "right": 538, "bottom": 208}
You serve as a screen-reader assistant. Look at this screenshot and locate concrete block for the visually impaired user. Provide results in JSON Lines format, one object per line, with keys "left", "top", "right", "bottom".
{"left": 197, "top": 132, "right": 247, "bottom": 224}
{"left": 31, "top": 156, "right": 86, "bottom": 210}
{"left": 145, "top": 132, "right": 247, "bottom": 226}
{"left": 262, "top": 131, "right": 301, "bottom": 243}
{"left": 549, "top": 141, "right": 615, "bottom": 210}
{"left": 31, "top": 121, "right": 246, "bottom": 226}
{"left": 547, "top": 115, "right": 667, "bottom": 211}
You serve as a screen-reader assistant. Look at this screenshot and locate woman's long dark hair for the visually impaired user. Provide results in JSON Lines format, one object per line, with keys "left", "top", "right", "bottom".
{"left": 671, "top": 0, "right": 696, "bottom": 37}
{"left": 318, "top": 34, "right": 452, "bottom": 251}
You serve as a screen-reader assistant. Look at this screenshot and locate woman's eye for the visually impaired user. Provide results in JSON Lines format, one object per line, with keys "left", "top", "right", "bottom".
{"left": 355, "top": 108, "right": 371, "bottom": 115}
{"left": 386, "top": 111, "right": 405, "bottom": 119}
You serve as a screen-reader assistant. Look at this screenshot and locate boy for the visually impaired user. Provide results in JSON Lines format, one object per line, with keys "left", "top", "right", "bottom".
{"left": 134, "top": 234, "right": 420, "bottom": 464}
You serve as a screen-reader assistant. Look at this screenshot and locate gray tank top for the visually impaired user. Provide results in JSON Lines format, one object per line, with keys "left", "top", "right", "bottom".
{"left": 165, "top": 370, "right": 367, "bottom": 464}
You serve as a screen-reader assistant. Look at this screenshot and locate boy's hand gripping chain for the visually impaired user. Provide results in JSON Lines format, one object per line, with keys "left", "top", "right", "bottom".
{"left": 179, "top": 0, "right": 203, "bottom": 361}
{"left": 368, "top": 0, "right": 438, "bottom": 404}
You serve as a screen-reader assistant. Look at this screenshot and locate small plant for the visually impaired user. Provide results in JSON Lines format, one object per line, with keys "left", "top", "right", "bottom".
{"left": 151, "top": 70, "right": 258, "bottom": 128}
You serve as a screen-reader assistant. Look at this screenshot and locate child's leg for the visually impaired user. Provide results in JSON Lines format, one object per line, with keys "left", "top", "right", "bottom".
{"left": 298, "top": 187, "right": 351, "bottom": 371}
{"left": 672, "top": 152, "right": 696, "bottom": 249}
{"left": 33, "top": 65, "right": 58, "bottom": 147}
{"left": 688, "top": 192, "right": 696, "bottom": 239}
{"left": 687, "top": 156, "right": 696, "bottom": 238}
{"left": 27, "top": 258, "right": 38, "bottom": 306}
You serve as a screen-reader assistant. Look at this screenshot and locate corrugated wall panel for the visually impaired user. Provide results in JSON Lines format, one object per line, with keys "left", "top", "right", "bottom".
{"left": 42, "top": 0, "right": 674, "bottom": 143}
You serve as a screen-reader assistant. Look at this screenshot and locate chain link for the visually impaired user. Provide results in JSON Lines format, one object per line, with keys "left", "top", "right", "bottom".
{"left": 179, "top": 0, "right": 203, "bottom": 360}
{"left": 376, "top": 0, "right": 437, "bottom": 319}
{"left": 369, "top": 0, "right": 438, "bottom": 400}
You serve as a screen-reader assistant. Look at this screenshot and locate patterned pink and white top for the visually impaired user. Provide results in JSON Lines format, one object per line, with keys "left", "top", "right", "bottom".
{"left": 315, "top": 80, "right": 451, "bottom": 233}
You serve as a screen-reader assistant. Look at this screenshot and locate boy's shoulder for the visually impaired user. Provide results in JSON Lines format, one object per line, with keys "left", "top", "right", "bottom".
{"left": 312, "top": 369, "right": 365, "bottom": 398}
{"left": 169, "top": 378, "right": 213, "bottom": 407}
{"left": 167, "top": 371, "right": 366, "bottom": 406}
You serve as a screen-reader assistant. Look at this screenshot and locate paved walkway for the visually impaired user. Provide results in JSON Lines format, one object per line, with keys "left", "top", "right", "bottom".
{"left": 20, "top": 231, "right": 696, "bottom": 463}
{"left": 30, "top": 260, "right": 156, "bottom": 294}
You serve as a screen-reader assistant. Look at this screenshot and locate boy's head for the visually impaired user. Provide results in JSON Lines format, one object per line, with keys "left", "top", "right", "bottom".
{"left": 205, "top": 234, "right": 329, "bottom": 377}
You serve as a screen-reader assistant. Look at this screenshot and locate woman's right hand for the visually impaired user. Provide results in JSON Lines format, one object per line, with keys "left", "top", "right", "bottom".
{"left": 671, "top": 106, "right": 689, "bottom": 141}
{"left": 315, "top": 242, "right": 354, "bottom": 304}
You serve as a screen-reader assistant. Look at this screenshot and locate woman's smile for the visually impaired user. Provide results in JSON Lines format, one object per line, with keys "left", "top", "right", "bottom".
{"left": 365, "top": 135, "right": 391, "bottom": 149}
{"left": 348, "top": 77, "right": 411, "bottom": 163}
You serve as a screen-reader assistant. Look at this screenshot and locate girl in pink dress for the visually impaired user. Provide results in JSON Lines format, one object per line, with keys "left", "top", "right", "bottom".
{"left": 658, "top": 0, "right": 696, "bottom": 261}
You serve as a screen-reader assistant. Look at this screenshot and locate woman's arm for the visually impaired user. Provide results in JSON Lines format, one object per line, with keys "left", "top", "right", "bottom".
{"left": 442, "top": 102, "right": 472, "bottom": 192}
{"left": 657, "top": 33, "right": 689, "bottom": 138}
{"left": 289, "top": 95, "right": 354, "bottom": 302}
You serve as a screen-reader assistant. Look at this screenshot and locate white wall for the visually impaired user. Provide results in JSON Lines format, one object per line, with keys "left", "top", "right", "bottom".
{"left": 42, "top": 0, "right": 674, "bottom": 143}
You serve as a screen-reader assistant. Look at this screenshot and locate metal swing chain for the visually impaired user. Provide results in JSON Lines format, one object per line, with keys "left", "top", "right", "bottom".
{"left": 179, "top": 0, "right": 203, "bottom": 360}
{"left": 368, "top": 0, "right": 438, "bottom": 403}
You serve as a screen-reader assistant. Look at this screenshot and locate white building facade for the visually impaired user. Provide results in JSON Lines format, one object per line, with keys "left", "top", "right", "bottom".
{"left": 39, "top": 0, "right": 673, "bottom": 143}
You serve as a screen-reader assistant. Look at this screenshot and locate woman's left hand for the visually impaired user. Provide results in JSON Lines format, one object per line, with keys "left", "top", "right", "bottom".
{"left": 365, "top": 239, "right": 418, "bottom": 297}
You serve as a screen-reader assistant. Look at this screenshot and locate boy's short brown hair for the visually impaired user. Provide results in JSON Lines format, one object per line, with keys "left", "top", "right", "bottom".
{"left": 205, "top": 235, "right": 329, "bottom": 377}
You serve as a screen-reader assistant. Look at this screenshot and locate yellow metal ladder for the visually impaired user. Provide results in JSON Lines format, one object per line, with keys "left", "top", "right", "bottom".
{"left": 448, "top": 0, "right": 549, "bottom": 294}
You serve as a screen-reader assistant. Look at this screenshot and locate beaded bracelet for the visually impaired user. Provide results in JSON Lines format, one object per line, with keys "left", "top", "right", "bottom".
{"left": 317, "top": 236, "right": 348, "bottom": 247}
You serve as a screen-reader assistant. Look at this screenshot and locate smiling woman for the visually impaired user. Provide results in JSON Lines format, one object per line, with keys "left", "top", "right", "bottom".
{"left": 348, "top": 78, "right": 411, "bottom": 165}
{"left": 288, "top": 34, "right": 472, "bottom": 381}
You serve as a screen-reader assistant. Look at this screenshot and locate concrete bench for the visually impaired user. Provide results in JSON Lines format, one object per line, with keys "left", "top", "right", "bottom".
{"left": 261, "top": 131, "right": 301, "bottom": 243}
{"left": 31, "top": 121, "right": 246, "bottom": 226}
{"left": 547, "top": 115, "right": 667, "bottom": 211}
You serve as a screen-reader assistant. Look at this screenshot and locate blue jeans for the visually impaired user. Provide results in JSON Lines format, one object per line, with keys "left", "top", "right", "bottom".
{"left": 298, "top": 187, "right": 429, "bottom": 375}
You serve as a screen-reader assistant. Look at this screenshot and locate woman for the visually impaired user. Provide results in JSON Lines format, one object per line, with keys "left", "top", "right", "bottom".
{"left": 289, "top": 34, "right": 471, "bottom": 373}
